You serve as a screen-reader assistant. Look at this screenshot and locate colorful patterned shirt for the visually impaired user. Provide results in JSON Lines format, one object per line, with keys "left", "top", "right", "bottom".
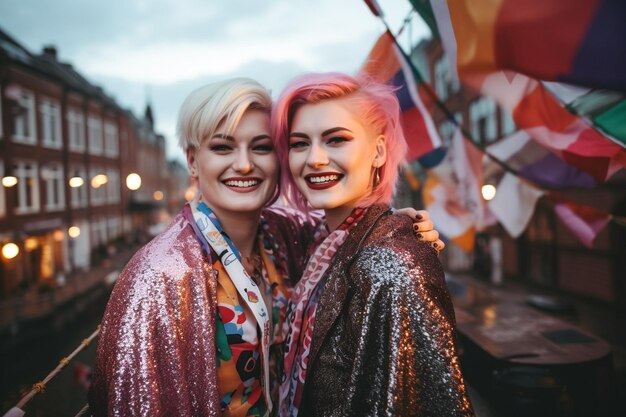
{"left": 214, "top": 238, "right": 291, "bottom": 417}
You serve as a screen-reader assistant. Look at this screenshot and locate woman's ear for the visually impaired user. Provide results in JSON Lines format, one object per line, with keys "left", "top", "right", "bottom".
{"left": 186, "top": 148, "right": 198, "bottom": 179}
{"left": 373, "top": 134, "right": 387, "bottom": 168}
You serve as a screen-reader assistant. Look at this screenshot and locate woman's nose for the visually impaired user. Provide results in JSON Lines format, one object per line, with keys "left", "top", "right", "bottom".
{"left": 233, "top": 150, "right": 254, "bottom": 174}
{"left": 306, "top": 142, "right": 328, "bottom": 169}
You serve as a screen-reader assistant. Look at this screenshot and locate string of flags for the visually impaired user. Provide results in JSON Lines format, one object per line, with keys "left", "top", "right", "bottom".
{"left": 360, "top": 0, "right": 626, "bottom": 251}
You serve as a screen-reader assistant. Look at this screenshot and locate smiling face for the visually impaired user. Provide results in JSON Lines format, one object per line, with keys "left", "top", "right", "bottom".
{"left": 288, "top": 98, "right": 386, "bottom": 229}
{"left": 187, "top": 109, "right": 278, "bottom": 218}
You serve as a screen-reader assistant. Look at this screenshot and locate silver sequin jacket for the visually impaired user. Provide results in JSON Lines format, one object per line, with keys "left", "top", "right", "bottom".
{"left": 88, "top": 205, "right": 314, "bottom": 416}
{"left": 299, "top": 205, "right": 474, "bottom": 417}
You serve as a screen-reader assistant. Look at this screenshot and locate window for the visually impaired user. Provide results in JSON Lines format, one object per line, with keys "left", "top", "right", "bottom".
{"left": 108, "top": 216, "right": 121, "bottom": 240}
{"left": 68, "top": 109, "right": 86, "bottom": 152}
{"left": 10, "top": 88, "right": 37, "bottom": 144}
{"left": 88, "top": 116, "right": 103, "bottom": 155}
{"left": 438, "top": 112, "right": 463, "bottom": 146}
{"left": 13, "top": 160, "right": 40, "bottom": 214}
{"left": 41, "top": 162, "right": 65, "bottom": 211}
{"left": 106, "top": 168, "right": 120, "bottom": 203}
{"left": 434, "top": 55, "right": 460, "bottom": 101}
{"left": 501, "top": 108, "right": 517, "bottom": 137}
{"left": 70, "top": 166, "right": 88, "bottom": 208}
{"left": 40, "top": 99, "right": 62, "bottom": 149}
{"left": 91, "top": 218, "right": 108, "bottom": 247}
{"left": 470, "top": 97, "right": 497, "bottom": 144}
{"left": 104, "top": 122, "right": 119, "bottom": 157}
{"left": 89, "top": 166, "right": 106, "bottom": 206}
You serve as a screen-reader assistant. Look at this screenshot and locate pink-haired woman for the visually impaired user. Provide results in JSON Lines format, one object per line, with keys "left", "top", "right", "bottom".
{"left": 273, "top": 73, "right": 474, "bottom": 417}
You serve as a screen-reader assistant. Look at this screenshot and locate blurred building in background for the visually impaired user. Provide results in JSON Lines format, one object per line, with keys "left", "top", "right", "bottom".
{"left": 0, "top": 28, "right": 187, "bottom": 301}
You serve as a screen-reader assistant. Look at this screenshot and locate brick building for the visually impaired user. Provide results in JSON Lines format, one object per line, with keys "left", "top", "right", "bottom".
{"left": 0, "top": 28, "right": 177, "bottom": 299}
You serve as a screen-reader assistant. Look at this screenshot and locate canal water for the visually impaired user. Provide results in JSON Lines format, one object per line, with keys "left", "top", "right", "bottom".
{"left": 1, "top": 287, "right": 110, "bottom": 417}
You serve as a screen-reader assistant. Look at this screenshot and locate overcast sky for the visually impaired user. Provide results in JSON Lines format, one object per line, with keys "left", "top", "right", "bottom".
{"left": 0, "top": 0, "right": 430, "bottom": 163}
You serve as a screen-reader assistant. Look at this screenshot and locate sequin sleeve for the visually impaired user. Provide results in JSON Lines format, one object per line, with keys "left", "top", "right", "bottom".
{"left": 88, "top": 212, "right": 221, "bottom": 416}
{"left": 345, "top": 217, "right": 474, "bottom": 417}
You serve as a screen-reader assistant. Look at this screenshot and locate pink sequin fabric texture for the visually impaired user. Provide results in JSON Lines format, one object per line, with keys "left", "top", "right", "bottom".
{"left": 88, "top": 205, "right": 315, "bottom": 416}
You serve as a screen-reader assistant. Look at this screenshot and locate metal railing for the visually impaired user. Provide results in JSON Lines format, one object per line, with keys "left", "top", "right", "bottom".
{"left": 2, "top": 326, "right": 100, "bottom": 417}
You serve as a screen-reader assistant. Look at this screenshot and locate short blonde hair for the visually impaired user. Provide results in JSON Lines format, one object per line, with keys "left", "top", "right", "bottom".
{"left": 177, "top": 77, "right": 272, "bottom": 151}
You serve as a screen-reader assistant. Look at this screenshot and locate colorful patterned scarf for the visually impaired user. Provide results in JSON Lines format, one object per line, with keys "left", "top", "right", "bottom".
{"left": 279, "top": 208, "right": 367, "bottom": 417}
{"left": 187, "top": 201, "right": 291, "bottom": 416}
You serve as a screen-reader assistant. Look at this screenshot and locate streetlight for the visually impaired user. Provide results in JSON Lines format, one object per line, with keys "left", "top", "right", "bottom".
{"left": 153, "top": 190, "right": 164, "bottom": 201}
{"left": 1, "top": 175, "right": 17, "bottom": 188}
{"left": 91, "top": 174, "right": 108, "bottom": 188}
{"left": 68, "top": 226, "right": 81, "bottom": 238}
{"left": 126, "top": 173, "right": 142, "bottom": 190}
{"left": 2, "top": 242, "right": 19, "bottom": 260}
{"left": 69, "top": 176, "right": 84, "bottom": 187}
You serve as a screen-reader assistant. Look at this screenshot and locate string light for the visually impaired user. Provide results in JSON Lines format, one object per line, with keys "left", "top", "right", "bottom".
{"left": 481, "top": 184, "right": 497, "bottom": 201}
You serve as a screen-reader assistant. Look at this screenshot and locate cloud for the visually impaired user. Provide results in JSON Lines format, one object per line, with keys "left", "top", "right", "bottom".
{"left": 0, "top": 0, "right": 430, "bottom": 164}
{"left": 92, "top": 58, "right": 310, "bottom": 163}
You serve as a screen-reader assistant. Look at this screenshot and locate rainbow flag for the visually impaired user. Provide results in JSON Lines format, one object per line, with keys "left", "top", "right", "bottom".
{"left": 430, "top": 0, "right": 626, "bottom": 91}
{"left": 360, "top": 31, "right": 442, "bottom": 160}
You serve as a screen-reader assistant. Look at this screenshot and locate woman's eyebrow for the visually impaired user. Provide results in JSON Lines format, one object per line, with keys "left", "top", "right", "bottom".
{"left": 290, "top": 127, "right": 353, "bottom": 138}
{"left": 322, "top": 127, "right": 352, "bottom": 136}
{"left": 211, "top": 133, "right": 234, "bottom": 141}
{"left": 211, "top": 134, "right": 271, "bottom": 141}
{"left": 251, "top": 134, "right": 272, "bottom": 142}
{"left": 289, "top": 132, "right": 310, "bottom": 139}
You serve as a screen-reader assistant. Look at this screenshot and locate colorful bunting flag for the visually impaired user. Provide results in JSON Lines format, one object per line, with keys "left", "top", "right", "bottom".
{"left": 450, "top": 129, "right": 487, "bottom": 230}
{"left": 429, "top": 0, "right": 626, "bottom": 91}
{"left": 486, "top": 130, "right": 597, "bottom": 188}
{"left": 543, "top": 83, "right": 626, "bottom": 147}
{"left": 360, "top": 31, "right": 442, "bottom": 160}
{"left": 430, "top": 0, "right": 626, "bottom": 182}
{"left": 422, "top": 164, "right": 476, "bottom": 251}
{"left": 487, "top": 173, "right": 545, "bottom": 238}
{"left": 463, "top": 71, "right": 626, "bottom": 183}
{"left": 363, "top": 0, "right": 384, "bottom": 17}
{"left": 553, "top": 201, "right": 612, "bottom": 248}
{"left": 408, "top": 0, "right": 439, "bottom": 37}
{"left": 421, "top": 130, "right": 489, "bottom": 251}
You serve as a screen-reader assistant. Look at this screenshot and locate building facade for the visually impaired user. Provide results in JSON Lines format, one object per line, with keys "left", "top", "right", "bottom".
{"left": 0, "top": 29, "right": 173, "bottom": 299}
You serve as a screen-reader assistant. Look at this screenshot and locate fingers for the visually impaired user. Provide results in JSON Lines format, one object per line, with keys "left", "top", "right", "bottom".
{"left": 414, "top": 210, "right": 429, "bottom": 221}
{"left": 431, "top": 239, "right": 445, "bottom": 253}
{"left": 396, "top": 208, "right": 430, "bottom": 222}
{"left": 412, "top": 220, "right": 433, "bottom": 233}
{"left": 415, "top": 229, "right": 439, "bottom": 243}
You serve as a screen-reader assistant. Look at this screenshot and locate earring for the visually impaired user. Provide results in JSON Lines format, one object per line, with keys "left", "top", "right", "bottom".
{"left": 374, "top": 167, "right": 381, "bottom": 187}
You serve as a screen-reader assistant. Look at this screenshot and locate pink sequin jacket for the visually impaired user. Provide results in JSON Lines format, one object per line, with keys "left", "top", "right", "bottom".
{"left": 88, "top": 205, "right": 314, "bottom": 416}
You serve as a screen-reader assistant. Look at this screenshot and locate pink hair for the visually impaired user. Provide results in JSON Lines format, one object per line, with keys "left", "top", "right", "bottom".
{"left": 272, "top": 72, "right": 408, "bottom": 213}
